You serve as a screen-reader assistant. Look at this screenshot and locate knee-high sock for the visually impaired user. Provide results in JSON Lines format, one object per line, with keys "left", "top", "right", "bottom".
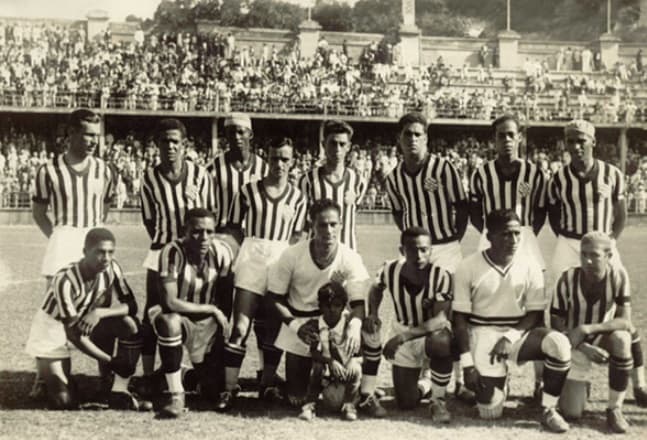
{"left": 631, "top": 332, "right": 646, "bottom": 388}
{"left": 361, "top": 337, "right": 381, "bottom": 396}
{"left": 429, "top": 356, "right": 452, "bottom": 400}
{"left": 609, "top": 355, "right": 633, "bottom": 409}
{"left": 158, "top": 334, "right": 183, "bottom": 392}
{"left": 542, "top": 355, "right": 570, "bottom": 408}
{"left": 224, "top": 342, "right": 246, "bottom": 391}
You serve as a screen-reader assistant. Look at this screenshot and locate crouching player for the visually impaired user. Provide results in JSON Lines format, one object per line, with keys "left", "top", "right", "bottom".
{"left": 299, "top": 281, "right": 362, "bottom": 421}
{"left": 25, "top": 228, "right": 143, "bottom": 410}
{"left": 452, "top": 209, "right": 572, "bottom": 432}
{"left": 551, "top": 232, "right": 638, "bottom": 433}
{"left": 150, "top": 208, "right": 239, "bottom": 418}
{"left": 364, "top": 227, "right": 455, "bottom": 423}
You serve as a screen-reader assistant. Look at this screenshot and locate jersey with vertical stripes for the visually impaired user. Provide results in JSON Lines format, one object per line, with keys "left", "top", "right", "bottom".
{"left": 453, "top": 251, "right": 545, "bottom": 326}
{"left": 550, "top": 265, "right": 630, "bottom": 338}
{"left": 547, "top": 160, "right": 625, "bottom": 239}
{"left": 299, "top": 166, "right": 367, "bottom": 250}
{"left": 140, "top": 161, "right": 213, "bottom": 250}
{"left": 31, "top": 155, "right": 114, "bottom": 228}
{"left": 385, "top": 155, "right": 467, "bottom": 244}
{"left": 469, "top": 160, "right": 545, "bottom": 227}
{"left": 228, "top": 180, "right": 307, "bottom": 241}
{"left": 158, "top": 237, "right": 235, "bottom": 306}
{"left": 41, "top": 260, "right": 134, "bottom": 321}
{"left": 376, "top": 259, "right": 452, "bottom": 327}
{"left": 206, "top": 152, "right": 268, "bottom": 226}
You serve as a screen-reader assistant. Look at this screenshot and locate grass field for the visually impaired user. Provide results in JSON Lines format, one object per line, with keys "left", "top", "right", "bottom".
{"left": 1, "top": 223, "right": 647, "bottom": 439}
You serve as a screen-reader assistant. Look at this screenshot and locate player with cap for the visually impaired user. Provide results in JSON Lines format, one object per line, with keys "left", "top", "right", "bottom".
{"left": 546, "top": 120, "right": 647, "bottom": 406}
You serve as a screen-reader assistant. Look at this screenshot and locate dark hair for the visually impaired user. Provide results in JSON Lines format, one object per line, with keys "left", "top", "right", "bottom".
{"left": 317, "top": 281, "right": 348, "bottom": 307}
{"left": 155, "top": 118, "right": 187, "bottom": 138}
{"left": 400, "top": 226, "right": 430, "bottom": 246}
{"left": 491, "top": 114, "right": 522, "bottom": 134}
{"left": 485, "top": 209, "right": 520, "bottom": 233}
{"left": 185, "top": 208, "right": 215, "bottom": 224}
{"left": 84, "top": 227, "right": 115, "bottom": 250}
{"left": 68, "top": 108, "right": 100, "bottom": 131}
{"left": 309, "top": 198, "right": 341, "bottom": 223}
{"left": 397, "top": 112, "right": 428, "bottom": 133}
{"left": 273, "top": 137, "right": 294, "bottom": 150}
{"left": 322, "top": 120, "right": 353, "bottom": 139}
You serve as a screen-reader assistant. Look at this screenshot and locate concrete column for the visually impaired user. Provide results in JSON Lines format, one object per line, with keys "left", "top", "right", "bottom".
{"left": 211, "top": 118, "right": 219, "bottom": 157}
{"left": 497, "top": 30, "right": 521, "bottom": 69}
{"left": 298, "top": 20, "right": 321, "bottom": 60}
{"left": 599, "top": 33, "right": 621, "bottom": 70}
{"left": 86, "top": 10, "right": 110, "bottom": 42}
{"left": 98, "top": 114, "right": 106, "bottom": 158}
{"left": 398, "top": 25, "right": 421, "bottom": 66}
{"left": 618, "top": 127, "right": 627, "bottom": 175}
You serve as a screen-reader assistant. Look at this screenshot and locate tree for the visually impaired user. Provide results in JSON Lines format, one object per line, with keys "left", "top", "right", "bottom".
{"left": 153, "top": 0, "right": 194, "bottom": 31}
{"left": 242, "top": 0, "right": 304, "bottom": 30}
{"left": 313, "top": 1, "right": 354, "bottom": 32}
{"left": 352, "top": 0, "right": 401, "bottom": 34}
{"left": 191, "top": 0, "right": 222, "bottom": 22}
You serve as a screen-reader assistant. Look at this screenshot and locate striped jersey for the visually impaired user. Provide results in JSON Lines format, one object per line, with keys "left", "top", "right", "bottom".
{"left": 158, "top": 237, "right": 236, "bottom": 305}
{"left": 228, "top": 180, "right": 307, "bottom": 241}
{"left": 32, "top": 155, "right": 114, "bottom": 228}
{"left": 376, "top": 258, "right": 453, "bottom": 327}
{"left": 299, "top": 166, "right": 367, "bottom": 250}
{"left": 453, "top": 251, "right": 545, "bottom": 326}
{"left": 385, "top": 155, "right": 467, "bottom": 244}
{"left": 550, "top": 265, "right": 630, "bottom": 337}
{"left": 140, "top": 161, "right": 213, "bottom": 250}
{"left": 469, "top": 160, "right": 546, "bottom": 227}
{"left": 547, "top": 160, "right": 625, "bottom": 239}
{"left": 41, "top": 260, "right": 134, "bottom": 321}
{"left": 206, "top": 152, "right": 268, "bottom": 226}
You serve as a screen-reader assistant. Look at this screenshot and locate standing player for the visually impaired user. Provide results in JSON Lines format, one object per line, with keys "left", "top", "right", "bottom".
{"left": 138, "top": 118, "right": 213, "bottom": 393}
{"left": 25, "top": 228, "right": 142, "bottom": 410}
{"left": 217, "top": 138, "right": 307, "bottom": 411}
{"left": 551, "top": 232, "right": 637, "bottom": 433}
{"left": 30, "top": 108, "right": 115, "bottom": 398}
{"left": 364, "top": 227, "right": 456, "bottom": 423}
{"left": 267, "top": 199, "right": 386, "bottom": 417}
{"left": 150, "top": 208, "right": 239, "bottom": 418}
{"left": 299, "top": 120, "right": 366, "bottom": 250}
{"left": 385, "top": 111, "right": 469, "bottom": 398}
{"left": 547, "top": 120, "right": 647, "bottom": 403}
{"left": 469, "top": 114, "right": 546, "bottom": 265}
{"left": 453, "top": 209, "right": 572, "bottom": 432}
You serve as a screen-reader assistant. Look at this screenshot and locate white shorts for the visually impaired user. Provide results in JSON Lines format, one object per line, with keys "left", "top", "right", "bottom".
{"left": 234, "top": 238, "right": 289, "bottom": 295}
{"left": 470, "top": 326, "right": 528, "bottom": 378}
{"left": 429, "top": 240, "right": 462, "bottom": 273}
{"left": 388, "top": 321, "right": 428, "bottom": 369}
{"left": 478, "top": 226, "right": 545, "bottom": 270}
{"left": 142, "top": 249, "right": 161, "bottom": 271}
{"left": 41, "top": 226, "right": 91, "bottom": 276}
{"left": 551, "top": 235, "right": 623, "bottom": 277}
{"left": 274, "top": 316, "right": 317, "bottom": 358}
{"left": 25, "top": 309, "right": 72, "bottom": 359}
{"left": 149, "top": 305, "right": 219, "bottom": 364}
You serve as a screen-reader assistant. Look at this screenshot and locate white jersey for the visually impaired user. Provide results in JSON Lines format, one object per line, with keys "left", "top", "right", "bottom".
{"left": 453, "top": 250, "right": 545, "bottom": 327}
{"left": 267, "top": 240, "right": 369, "bottom": 314}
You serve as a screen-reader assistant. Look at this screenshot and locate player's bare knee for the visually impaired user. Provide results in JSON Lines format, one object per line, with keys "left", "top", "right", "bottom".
{"left": 155, "top": 313, "right": 182, "bottom": 337}
{"left": 119, "top": 315, "right": 140, "bottom": 337}
{"left": 425, "top": 328, "right": 452, "bottom": 358}
{"left": 541, "top": 330, "right": 571, "bottom": 362}
{"left": 607, "top": 330, "right": 632, "bottom": 357}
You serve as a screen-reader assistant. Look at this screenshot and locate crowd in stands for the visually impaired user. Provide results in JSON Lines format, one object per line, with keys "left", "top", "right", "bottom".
{"left": 2, "top": 21, "right": 647, "bottom": 123}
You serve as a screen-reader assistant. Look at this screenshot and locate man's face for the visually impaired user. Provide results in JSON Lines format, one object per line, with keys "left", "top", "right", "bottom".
{"left": 157, "top": 129, "right": 185, "bottom": 166}
{"left": 398, "top": 122, "right": 427, "bottom": 159}
{"left": 83, "top": 240, "right": 115, "bottom": 273}
{"left": 494, "top": 119, "right": 520, "bottom": 161}
{"left": 565, "top": 131, "right": 595, "bottom": 167}
{"left": 69, "top": 121, "right": 100, "bottom": 157}
{"left": 185, "top": 216, "right": 216, "bottom": 258}
{"left": 312, "top": 208, "right": 341, "bottom": 247}
{"left": 580, "top": 241, "right": 610, "bottom": 280}
{"left": 320, "top": 299, "right": 345, "bottom": 327}
{"left": 268, "top": 145, "right": 293, "bottom": 179}
{"left": 324, "top": 132, "right": 351, "bottom": 166}
{"left": 225, "top": 124, "right": 252, "bottom": 154}
{"left": 400, "top": 234, "right": 432, "bottom": 270}
{"left": 488, "top": 219, "right": 522, "bottom": 257}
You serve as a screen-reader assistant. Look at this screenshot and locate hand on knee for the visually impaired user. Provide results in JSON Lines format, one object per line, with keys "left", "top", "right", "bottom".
{"left": 541, "top": 331, "right": 571, "bottom": 362}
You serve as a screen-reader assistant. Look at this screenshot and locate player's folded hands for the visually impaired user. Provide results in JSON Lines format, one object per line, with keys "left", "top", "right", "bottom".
{"left": 579, "top": 342, "right": 609, "bottom": 364}
{"left": 76, "top": 310, "right": 101, "bottom": 336}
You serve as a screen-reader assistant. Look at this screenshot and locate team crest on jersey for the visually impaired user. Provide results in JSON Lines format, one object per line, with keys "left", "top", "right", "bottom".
{"left": 344, "top": 189, "right": 356, "bottom": 205}
{"left": 424, "top": 177, "right": 440, "bottom": 192}
{"left": 185, "top": 184, "right": 198, "bottom": 201}
{"left": 598, "top": 182, "right": 611, "bottom": 199}
{"left": 518, "top": 182, "right": 531, "bottom": 197}
{"left": 281, "top": 205, "right": 295, "bottom": 221}
{"left": 330, "top": 269, "right": 348, "bottom": 284}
